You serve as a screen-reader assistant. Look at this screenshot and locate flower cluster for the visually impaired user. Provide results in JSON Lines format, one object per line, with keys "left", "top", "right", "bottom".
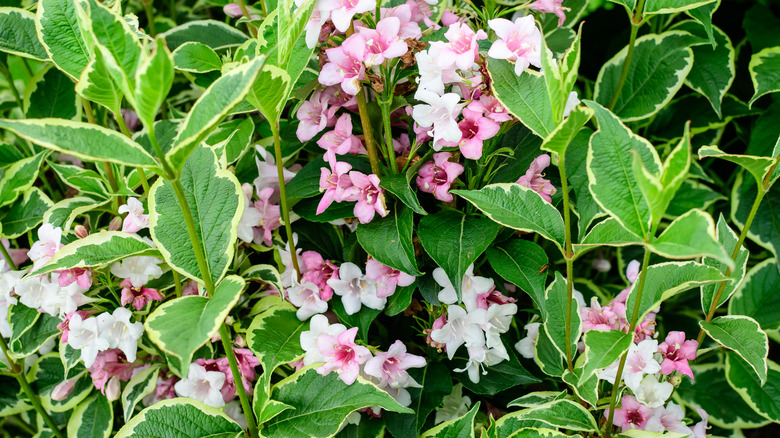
{"left": 174, "top": 348, "right": 260, "bottom": 408}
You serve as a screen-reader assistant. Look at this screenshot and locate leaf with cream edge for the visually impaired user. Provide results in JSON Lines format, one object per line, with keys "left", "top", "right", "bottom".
{"left": 486, "top": 239, "right": 548, "bottom": 315}
{"left": 80, "top": 0, "right": 142, "bottom": 87}
{"left": 585, "top": 101, "right": 660, "bottom": 240}
{"left": 488, "top": 59, "right": 555, "bottom": 138}
{"left": 149, "top": 144, "right": 243, "bottom": 286}
{"left": 420, "top": 401, "right": 479, "bottom": 438}
{"left": 732, "top": 175, "right": 780, "bottom": 261}
{"left": 172, "top": 42, "right": 223, "bottom": 73}
{"left": 510, "top": 399, "right": 598, "bottom": 432}
{"left": 263, "top": 367, "right": 413, "bottom": 438}
{"left": 540, "top": 106, "right": 594, "bottom": 157}
{"left": 31, "top": 232, "right": 158, "bottom": 276}
{"left": 701, "top": 215, "right": 748, "bottom": 315}
{"left": 543, "top": 272, "right": 581, "bottom": 359}
{"left": 44, "top": 197, "right": 111, "bottom": 231}
{"left": 508, "top": 391, "right": 566, "bottom": 408}
{"left": 36, "top": 0, "right": 91, "bottom": 78}
{"left": 159, "top": 19, "right": 250, "bottom": 51}
{"left": 643, "top": 0, "right": 716, "bottom": 15}
{"left": 0, "top": 151, "right": 47, "bottom": 207}
{"left": 246, "top": 302, "right": 308, "bottom": 375}
{"left": 453, "top": 184, "right": 566, "bottom": 251}
{"left": 246, "top": 64, "right": 291, "bottom": 125}
{"left": 649, "top": 209, "right": 731, "bottom": 265}
{"left": 595, "top": 31, "right": 698, "bottom": 121}
{"left": 75, "top": 46, "right": 125, "bottom": 114}
{"left": 166, "top": 56, "right": 265, "bottom": 173}
{"left": 121, "top": 364, "right": 160, "bottom": 422}
{"left": 698, "top": 145, "right": 776, "bottom": 188}
{"left": 0, "top": 8, "right": 48, "bottom": 60}
{"left": 749, "top": 47, "right": 780, "bottom": 108}
{"left": 700, "top": 315, "right": 768, "bottom": 385}
{"left": 115, "top": 398, "right": 243, "bottom": 437}
{"left": 624, "top": 261, "right": 727, "bottom": 323}
{"left": 133, "top": 39, "right": 174, "bottom": 129}
{"left": 1, "top": 187, "right": 53, "bottom": 239}
{"left": 725, "top": 354, "right": 780, "bottom": 423}
{"left": 417, "top": 210, "right": 501, "bottom": 299}
{"left": 577, "top": 217, "right": 643, "bottom": 248}
{"left": 242, "top": 264, "right": 285, "bottom": 299}
{"left": 67, "top": 395, "right": 113, "bottom": 438}
{"left": 729, "top": 259, "right": 780, "bottom": 329}
{"left": 579, "top": 329, "right": 632, "bottom": 384}
{"left": 356, "top": 203, "right": 421, "bottom": 276}
{"left": 144, "top": 275, "right": 245, "bottom": 377}
{"left": 562, "top": 367, "right": 598, "bottom": 407}
{"left": 0, "top": 119, "right": 158, "bottom": 168}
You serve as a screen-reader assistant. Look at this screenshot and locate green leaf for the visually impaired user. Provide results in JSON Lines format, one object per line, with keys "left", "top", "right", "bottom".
{"left": 541, "top": 106, "right": 594, "bottom": 157}
{"left": 116, "top": 398, "right": 243, "bottom": 437}
{"left": 36, "top": 0, "right": 91, "bottom": 78}
{"left": 577, "top": 217, "right": 643, "bottom": 248}
{"left": 205, "top": 118, "right": 255, "bottom": 164}
{"left": 488, "top": 59, "right": 555, "bottom": 138}
{"left": 0, "top": 7, "right": 47, "bottom": 60}
{"left": 246, "top": 64, "right": 291, "bottom": 124}
{"left": 725, "top": 354, "right": 780, "bottom": 423}
{"left": 44, "top": 196, "right": 109, "bottom": 231}
{"left": 701, "top": 214, "right": 748, "bottom": 315}
{"left": 145, "top": 276, "right": 245, "bottom": 377}
{"left": 729, "top": 258, "right": 780, "bottom": 329}
{"left": 67, "top": 395, "right": 113, "bottom": 438}
{"left": 0, "top": 118, "right": 157, "bottom": 168}
{"left": 486, "top": 239, "right": 548, "bottom": 314}
{"left": 749, "top": 46, "right": 780, "bottom": 108}
{"left": 75, "top": 45, "right": 124, "bottom": 113}
{"left": 8, "top": 305, "right": 61, "bottom": 359}
{"left": 149, "top": 145, "right": 242, "bottom": 286}
{"left": 385, "top": 282, "right": 416, "bottom": 316}
{"left": 698, "top": 145, "right": 775, "bottom": 188}
{"left": 732, "top": 175, "right": 780, "bottom": 260}
{"left": 666, "top": 180, "right": 725, "bottom": 217}
{"left": 1, "top": 187, "right": 53, "bottom": 239}
{"left": 31, "top": 231, "right": 157, "bottom": 276}
{"left": 624, "top": 261, "right": 727, "bottom": 323}
{"left": 562, "top": 367, "right": 598, "bottom": 407}
{"left": 595, "top": 31, "right": 697, "bottom": 121}
{"left": 510, "top": 400, "right": 598, "bottom": 432}
{"left": 264, "top": 367, "right": 413, "bottom": 438}
{"left": 159, "top": 20, "right": 249, "bottom": 51}
{"left": 534, "top": 325, "right": 565, "bottom": 377}
{"left": 166, "top": 56, "right": 264, "bottom": 172}
{"left": 585, "top": 101, "right": 660, "bottom": 239}
{"left": 453, "top": 184, "right": 565, "bottom": 251}
{"left": 384, "top": 363, "right": 453, "bottom": 437}
{"left": 172, "top": 42, "right": 222, "bottom": 73}
{"left": 417, "top": 210, "right": 500, "bottom": 299}
{"left": 243, "top": 264, "right": 284, "bottom": 299}
{"left": 649, "top": 209, "right": 730, "bottom": 264}
{"left": 565, "top": 127, "right": 604, "bottom": 236}
{"left": 456, "top": 341, "right": 540, "bottom": 395}
{"left": 134, "top": 39, "right": 173, "bottom": 128}
{"left": 580, "top": 329, "right": 632, "bottom": 385}
{"left": 380, "top": 173, "right": 426, "bottom": 215}
{"left": 121, "top": 365, "right": 160, "bottom": 422}
{"left": 508, "top": 391, "right": 566, "bottom": 408}
{"left": 421, "top": 401, "right": 479, "bottom": 438}
{"left": 686, "top": 0, "right": 719, "bottom": 45}
{"left": 700, "top": 316, "right": 768, "bottom": 385}
{"left": 83, "top": 0, "right": 142, "bottom": 82}
{"left": 49, "top": 162, "right": 108, "bottom": 199}
{"left": 356, "top": 203, "right": 420, "bottom": 276}
{"left": 26, "top": 67, "right": 78, "bottom": 119}
{"left": 643, "top": 0, "right": 716, "bottom": 15}
{"left": 246, "top": 302, "right": 308, "bottom": 373}
{"left": 0, "top": 151, "right": 47, "bottom": 207}
{"left": 330, "top": 299, "right": 382, "bottom": 342}
{"left": 543, "top": 272, "right": 581, "bottom": 360}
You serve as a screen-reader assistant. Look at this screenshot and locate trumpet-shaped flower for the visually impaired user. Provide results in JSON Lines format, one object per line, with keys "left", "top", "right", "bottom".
{"left": 174, "top": 363, "right": 226, "bottom": 408}
{"left": 288, "top": 280, "right": 329, "bottom": 321}
{"left": 110, "top": 256, "right": 164, "bottom": 288}
{"left": 646, "top": 402, "right": 691, "bottom": 434}
{"left": 96, "top": 307, "right": 144, "bottom": 363}
{"left": 318, "top": 161, "right": 358, "bottom": 214}
{"left": 318, "top": 114, "right": 365, "bottom": 166}
{"left": 416, "top": 152, "right": 464, "bottom": 202}
{"left": 432, "top": 23, "right": 487, "bottom": 71}
{"left": 328, "top": 262, "right": 385, "bottom": 314}
{"left": 318, "top": 0, "right": 376, "bottom": 32}
{"left": 364, "top": 340, "right": 426, "bottom": 393}
{"left": 365, "top": 259, "right": 415, "bottom": 298}
{"left": 412, "top": 90, "right": 464, "bottom": 148}
{"left": 633, "top": 374, "right": 674, "bottom": 408}
{"left": 319, "top": 35, "right": 367, "bottom": 95}
{"left": 28, "top": 223, "right": 63, "bottom": 270}
{"left": 349, "top": 172, "right": 388, "bottom": 224}
{"left": 487, "top": 16, "right": 542, "bottom": 75}
{"left": 611, "top": 395, "right": 652, "bottom": 431}
{"left": 67, "top": 314, "right": 110, "bottom": 368}
{"left": 517, "top": 154, "right": 556, "bottom": 202}
{"left": 118, "top": 197, "right": 149, "bottom": 233}
{"left": 316, "top": 327, "right": 372, "bottom": 385}
{"left": 430, "top": 305, "right": 485, "bottom": 360}
{"left": 658, "top": 331, "right": 698, "bottom": 379}
{"left": 301, "top": 314, "right": 348, "bottom": 366}
{"left": 358, "top": 17, "right": 408, "bottom": 66}
{"left": 120, "top": 278, "right": 163, "bottom": 310}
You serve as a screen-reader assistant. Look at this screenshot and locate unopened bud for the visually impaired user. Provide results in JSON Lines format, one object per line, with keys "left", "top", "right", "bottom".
{"left": 51, "top": 378, "right": 77, "bottom": 401}
{"left": 109, "top": 216, "right": 122, "bottom": 232}
{"left": 235, "top": 335, "right": 246, "bottom": 348}
{"left": 669, "top": 375, "right": 682, "bottom": 387}
{"left": 106, "top": 376, "right": 121, "bottom": 401}
{"left": 223, "top": 3, "right": 243, "bottom": 17}
{"left": 74, "top": 225, "right": 89, "bottom": 239}
{"left": 592, "top": 257, "right": 611, "bottom": 273}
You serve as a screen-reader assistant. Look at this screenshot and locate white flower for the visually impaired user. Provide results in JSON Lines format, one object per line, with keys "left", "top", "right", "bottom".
{"left": 633, "top": 374, "right": 674, "bottom": 408}
{"left": 471, "top": 302, "right": 517, "bottom": 349}
{"left": 67, "top": 315, "right": 110, "bottom": 367}
{"left": 288, "top": 281, "right": 328, "bottom": 321}
{"left": 412, "top": 90, "right": 464, "bottom": 149}
{"left": 96, "top": 307, "right": 144, "bottom": 362}
{"left": 415, "top": 49, "right": 445, "bottom": 96}
{"left": 646, "top": 402, "right": 692, "bottom": 434}
{"left": 327, "top": 262, "right": 385, "bottom": 315}
{"left": 515, "top": 322, "right": 540, "bottom": 359}
{"left": 15, "top": 274, "right": 87, "bottom": 317}
{"left": 599, "top": 339, "right": 661, "bottom": 393}
{"left": 174, "top": 363, "right": 226, "bottom": 408}
{"left": 118, "top": 197, "right": 149, "bottom": 233}
{"left": 430, "top": 305, "right": 484, "bottom": 360}
{"left": 237, "top": 184, "right": 262, "bottom": 244}
{"left": 224, "top": 400, "right": 248, "bottom": 430}
{"left": 563, "top": 91, "right": 580, "bottom": 118}
{"left": 27, "top": 223, "right": 63, "bottom": 270}
{"left": 110, "top": 256, "right": 163, "bottom": 288}
{"left": 433, "top": 264, "right": 493, "bottom": 312}
{"left": 301, "top": 314, "right": 347, "bottom": 366}
{"left": 435, "top": 383, "right": 472, "bottom": 424}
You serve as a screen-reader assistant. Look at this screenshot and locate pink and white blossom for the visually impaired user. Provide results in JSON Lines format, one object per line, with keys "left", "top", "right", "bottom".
{"left": 431, "top": 23, "right": 487, "bottom": 71}
{"left": 380, "top": 4, "right": 422, "bottom": 39}
{"left": 430, "top": 305, "right": 485, "bottom": 360}
{"left": 301, "top": 314, "right": 348, "bottom": 366}
{"left": 364, "top": 340, "right": 426, "bottom": 406}
{"left": 67, "top": 314, "right": 110, "bottom": 367}
{"left": 416, "top": 152, "right": 464, "bottom": 202}
{"left": 316, "top": 327, "right": 372, "bottom": 384}
{"left": 318, "top": 161, "right": 358, "bottom": 214}
{"left": 319, "top": 35, "right": 367, "bottom": 95}
{"left": 357, "top": 17, "right": 408, "bottom": 66}
{"left": 412, "top": 90, "right": 464, "bottom": 148}
{"left": 252, "top": 187, "right": 282, "bottom": 246}
{"left": 174, "top": 363, "right": 226, "bottom": 408}
{"left": 120, "top": 278, "right": 164, "bottom": 310}
{"left": 327, "top": 262, "right": 385, "bottom": 314}
{"left": 449, "top": 108, "right": 501, "bottom": 159}
{"left": 467, "top": 95, "right": 512, "bottom": 123}
{"left": 517, "top": 154, "right": 557, "bottom": 202}
{"left": 349, "top": 172, "right": 388, "bottom": 224}
{"left": 317, "top": 114, "right": 365, "bottom": 166}
{"left": 487, "top": 16, "right": 542, "bottom": 75}
{"left": 110, "top": 256, "right": 164, "bottom": 288}
{"left": 611, "top": 395, "right": 652, "bottom": 431}
{"left": 28, "top": 223, "right": 63, "bottom": 270}
{"left": 365, "top": 259, "right": 415, "bottom": 298}
{"left": 528, "top": 0, "right": 569, "bottom": 27}
{"left": 296, "top": 90, "right": 336, "bottom": 142}
{"left": 301, "top": 251, "right": 340, "bottom": 300}
{"left": 118, "top": 197, "right": 149, "bottom": 233}
{"left": 658, "top": 331, "right": 697, "bottom": 379}
{"left": 646, "top": 402, "right": 692, "bottom": 434}
{"left": 633, "top": 374, "right": 673, "bottom": 408}
{"left": 288, "top": 280, "right": 329, "bottom": 320}
{"left": 318, "top": 0, "right": 376, "bottom": 32}
{"left": 434, "top": 264, "right": 494, "bottom": 312}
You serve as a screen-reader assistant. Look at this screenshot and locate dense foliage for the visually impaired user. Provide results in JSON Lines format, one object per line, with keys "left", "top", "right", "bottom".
{"left": 0, "top": 0, "right": 778, "bottom": 436}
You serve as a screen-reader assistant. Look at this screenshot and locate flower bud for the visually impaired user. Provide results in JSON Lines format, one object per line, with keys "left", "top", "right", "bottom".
{"left": 74, "top": 225, "right": 89, "bottom": 239}
{"left": 109, "top": 216, "right": 122, "bottom": 232}
{"left": 51, "top": 378, "right": 77, "bottom": 401}
{"left": 223, "top": 3, "right": 243, "bottom": 17}
{"left": 106, "top": 376, "right": 121, "bottom": 401}
{"left": 592, "top": 257, "right": 611, "bottom": 273}
{"left": 670, "top": 375, "right": 683, "bottom": 387}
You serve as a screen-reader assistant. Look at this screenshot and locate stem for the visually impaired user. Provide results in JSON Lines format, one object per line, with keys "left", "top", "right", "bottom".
{"left": 607, "top": 0, "right": 647, "bottom": 111}
{"left": 559, "top": 155, "right": 574, "bottom": 372}
{"left": 0, "top": 64, "right": 23, "bottom": 112}
{"left": 379, "top": 96, "right": 398, "bottom": 174}
{"left": 271, "top": 122, "right": 301, "bottom": 282}
{"left": 0, "top": 242, "right": 17, "bottom": 271}
{"left": 346, "top": 24, "right": 381, "bottom": 176}
{"left": 235, "top": 0, "right": 258, "bottom": 37}
{"left": 0, "top": 337, "right": 64, "bottom": 438}
{"left": 604, "top": 248, "right": 651, "bottom": 437}
{"left": 142, "top": 0, "right": 157, "bottom": 35}
{"left": 696, "top": 188, "right": 765, "bottom": 345}
{"left": 219, "top": 325, "right": 259, "bottom": 437}
{"left": 137, "top": 167, "right": 151, "bottom": 196}
{"left": 172, "top": 269, "right": 183, "bottom": 298}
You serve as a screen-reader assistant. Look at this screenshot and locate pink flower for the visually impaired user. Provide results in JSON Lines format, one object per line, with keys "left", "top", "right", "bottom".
{"left": 52, "top": 377, "right": 78, "bottom": 401}
{"left": 318, "top": 161, "right": 358, "bottom": 214}
{"left": 254, "top": 146, "right": 298, "bottom": 204}
{"left": 119, "top": 278, "right": 164, "bottom": 311}
{"left": 692, "top": 408, "right": 709, "bottom": 438}
{"left": 88, "top": 349, "right": 139, "bottom": 394}
{"left": 316, "top": 327, "right": 372, "bottom": 385}
{"left": 426, "top": 314, "right": 447, "bottom": 351}
{"left": 364, "top": 340, "right": 426, "bottom": 391}
{"left": 349, "top": 172, "right": 388, "bottom": 224}
{"left": 182, "top": 280, "right": 199, "bottom": 296}
{"left": 658, "top": 331, "right": 697, "bottom": 379}
{"left": 365, "top": 259, "right": 415, "bottom": 298}
{"left": 581, "top": 298, "right": 619, "bottom": 332}
{"left": 380, "top": 5, "right": 421, "bottom": 39}
{"left": 288, "top": 281, "right": 328, "bottom": 320}
{"left": 452, "top": 109, "right": 500, "bottom": 160}
{"left": 476, "top": 288, "right": 516, "bottom": 310}
{"left": 358, "top": 17, "right": 408, "bottom": 66}
{"left": 28, "top": 223, "right": 63, "bottom": 270}
{"left": 431, "top": 23, "right": 487, "bottom": 71}
{"left": 393, "top": 134, "right": 412, "bottom": 155}
{"left": 301, "top": 251, "right": 340, "bottom": 301}
{"left": 467, "top": 95, "right": 512, "bottom": 123}
{"left": 487, "top": 16, "right": 542, "bottom": 75}
{"left": 118, "top": 197, "right": 149, "bottom": 234}
{"left": 317, "top": 114, "right": 365, "bottom": 166}
{"left": 516, "top": 154, "right": 556, "bottom": 203}
{"left": 223, "top": 3, "right": 244, "bottom": 17}
{"left": 416, "top": 152, "right": 464, "bottom": 202}
{"left": 58, "top": 268, "right": 93, "bottom": 290}
{"left": 322, "top": 85, "right": 358, "bottom": 112}
{"left": 528, "top": 0, "right": 568, "bottom": 27}
{"left": 1, "top": 239, "right": 28, "bottom": 268}
{"left": 296, "top": 90, "right": 336, "bottom": 142}
{"left": 441, "top": 9, "right": 460, "bottom": 27}
{"left": 120, "top": 109, "right": 140, "bottom": 131}
{"left": 253, "top": 187, "right": 282, "bottom": 246}
{"left": 318, "top": 0, "right": 376, "bottom": 32}
{"left": 611, "top": 395, "right": 653, "bottom": 431}
{"left": 319, "top": 35, "right": 367, "bottom": 95}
